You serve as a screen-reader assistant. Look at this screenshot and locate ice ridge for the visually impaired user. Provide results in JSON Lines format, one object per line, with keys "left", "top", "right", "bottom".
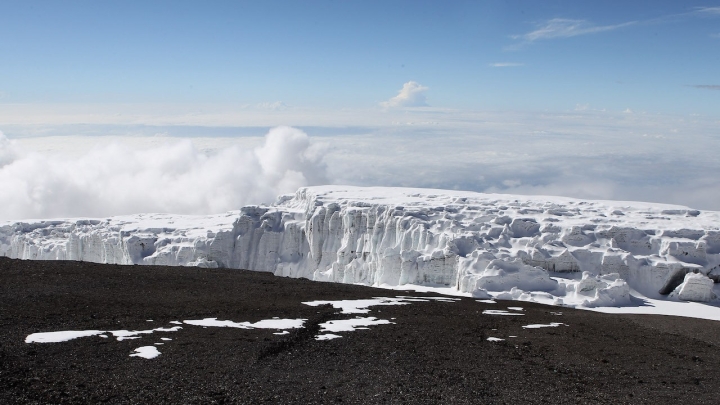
{"left": 2, "top": 185, "right": 720, "bottom": 308}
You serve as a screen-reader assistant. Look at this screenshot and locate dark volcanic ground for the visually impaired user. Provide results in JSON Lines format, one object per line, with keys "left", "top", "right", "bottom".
{"left": 2, "top": 257, "right": 720, "bottom": 404}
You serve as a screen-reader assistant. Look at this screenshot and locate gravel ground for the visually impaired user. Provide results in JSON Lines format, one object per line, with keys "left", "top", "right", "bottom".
{"left": 2, "top": 256, "right": 720, "bottom": 404}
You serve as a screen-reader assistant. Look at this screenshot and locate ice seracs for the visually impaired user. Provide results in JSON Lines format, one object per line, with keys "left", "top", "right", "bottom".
{"left": 672, "top": 272, "right": 716, "bottom": 302}
{"left": 3, "top": 185, "right": 720, "bottom": 313}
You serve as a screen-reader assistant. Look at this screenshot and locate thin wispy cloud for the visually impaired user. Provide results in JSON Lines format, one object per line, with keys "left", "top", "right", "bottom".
{"left": 511, "top": 7, "right": 720, "bottom": 49}
{"left": 689, "top": 85, "right": 720, "bottom": 90}
{"left": 380, "top": 81, "right": 429, "bottom": 108}
{"left": 489, "top": 62, "right": 524, "bottom": 67}
{"left": 513, "top": 18, "right": 636, "bottom": 42}
{"left": 696, "top": 6, "right": 720, "bottom": 15}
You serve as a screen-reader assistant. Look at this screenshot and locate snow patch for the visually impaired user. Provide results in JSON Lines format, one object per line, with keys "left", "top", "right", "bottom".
{"left": 25, "top": 330, "right": 105, "bottom": 343}
{"left": 482, "top": 310, "right": 525, "bottom": 316}
{"left": 183, "top": 318, "right": 305, "bottom": 329}
{"left": 319, "top": 317, "right": 393, "bottom": 333}
{"left": 302, "top": 296, "right": 457, "bottom": 314}
{"left": 130, "top": 346, "right": 161, "bottom": 359}
{"left": 522, "top": 323, "right": 567, "bottom": 329}
{"left": 315, "top": 333, "right": 342, "bottom": 341}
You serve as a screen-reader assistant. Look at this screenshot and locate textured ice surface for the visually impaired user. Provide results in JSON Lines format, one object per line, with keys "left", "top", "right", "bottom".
{"left": 4, "top": 185, "right": 720, "bottom": 317}
{"left": 673, "top": 273, "right": 716, "bottom": 302}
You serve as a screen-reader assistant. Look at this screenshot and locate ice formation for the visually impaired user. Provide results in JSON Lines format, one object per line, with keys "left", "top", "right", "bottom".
{"left": 3, "top": 185, "right": 720, "bottom": 312}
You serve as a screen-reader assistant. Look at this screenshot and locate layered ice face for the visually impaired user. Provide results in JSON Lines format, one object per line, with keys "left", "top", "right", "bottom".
{"left": 3, "top": 185, "right": 720, "bottom": 314}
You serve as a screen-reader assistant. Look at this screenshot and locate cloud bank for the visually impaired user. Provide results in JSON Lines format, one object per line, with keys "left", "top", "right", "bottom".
{"left": 0, "top": 127, "right": 326, "bottom": 221}
{"left": 381, "top": 81, "right": 429, "bottom": 108}
{"left": 2, "top": 109, "right": 720, "bottom": 221}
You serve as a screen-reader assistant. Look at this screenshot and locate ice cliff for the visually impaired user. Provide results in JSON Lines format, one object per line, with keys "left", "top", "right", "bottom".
{"left": 3, "top": 186, "right": 720, "bottom": 308}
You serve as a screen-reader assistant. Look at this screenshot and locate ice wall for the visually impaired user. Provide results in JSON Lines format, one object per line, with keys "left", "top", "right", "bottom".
{"left": 3, "top": 186, "right": 720, "bottom": 306}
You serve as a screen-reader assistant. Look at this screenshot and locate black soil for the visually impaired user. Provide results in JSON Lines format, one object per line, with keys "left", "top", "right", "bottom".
{"left": 2, "top": 257, "right": 720, "bottom": 404}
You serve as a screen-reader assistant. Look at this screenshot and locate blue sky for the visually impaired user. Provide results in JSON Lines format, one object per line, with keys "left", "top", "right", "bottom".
{"left": 1, "top": 0, "right": 718, "bottom": 114}
{"left": 1, "top": 1, "right": 720, "bottom": 218}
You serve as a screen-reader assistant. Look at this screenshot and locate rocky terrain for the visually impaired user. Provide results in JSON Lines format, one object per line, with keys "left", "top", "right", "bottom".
{"left": 2, "top": 257, "right": 720, "bottom": 404}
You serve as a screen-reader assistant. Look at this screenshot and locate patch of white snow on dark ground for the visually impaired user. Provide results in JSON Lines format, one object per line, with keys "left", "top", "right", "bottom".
{"left": 129, "top": 346, "right": 161, "bottom": 359}
{"left": 25, "top": 330, "right": 105, "bottom": 343}
{"left": 482, "top": 310, "right": 525, "bottom": 316}
{"left": 319, "top": 317, "right": 393, "bottom": 333}
{"left": 522, "top": 323, "right": 567, "bottom": 329}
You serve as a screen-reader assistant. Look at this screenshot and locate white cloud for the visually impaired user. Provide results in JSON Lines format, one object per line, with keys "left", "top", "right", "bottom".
{"left": 0, "top": 127, "right": 326, "bottom": 221}
{"left": 318, "top": 110, "right": 720, "bottom": 210}
{"left": 3, "top": 108, "right": 720, "bottom": 221}
{"left": 380, "top": 81, "right": 429, "bottom": 108}
{"left": 489, "top": 62, "right": 524, "bottom": 67}
{"left": 514, "top": 18, "right": 636, "bottom": 42}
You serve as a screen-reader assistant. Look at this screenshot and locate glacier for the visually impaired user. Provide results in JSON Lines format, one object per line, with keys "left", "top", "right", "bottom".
{"left": 3, "top": 185, "right": 720, "bottom": 314}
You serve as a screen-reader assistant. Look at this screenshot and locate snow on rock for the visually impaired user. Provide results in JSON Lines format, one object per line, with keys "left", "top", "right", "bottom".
{"left": 3, "top": 185, "right": 720, "bottom": 309}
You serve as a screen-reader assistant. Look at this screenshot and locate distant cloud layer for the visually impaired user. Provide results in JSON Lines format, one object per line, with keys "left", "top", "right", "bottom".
{"left": 0, "top": 127, "right": 326, "bottom": 221}
{"left": 381, "top": 81, "right": 429, "bottom": 108}
{"left": 2, "top": 108, "right": 720, "bottom": 220}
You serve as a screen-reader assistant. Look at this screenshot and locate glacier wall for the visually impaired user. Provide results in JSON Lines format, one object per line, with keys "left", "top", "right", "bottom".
{"left": 3, "top": 186, "right": 720, "bottom": 306}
